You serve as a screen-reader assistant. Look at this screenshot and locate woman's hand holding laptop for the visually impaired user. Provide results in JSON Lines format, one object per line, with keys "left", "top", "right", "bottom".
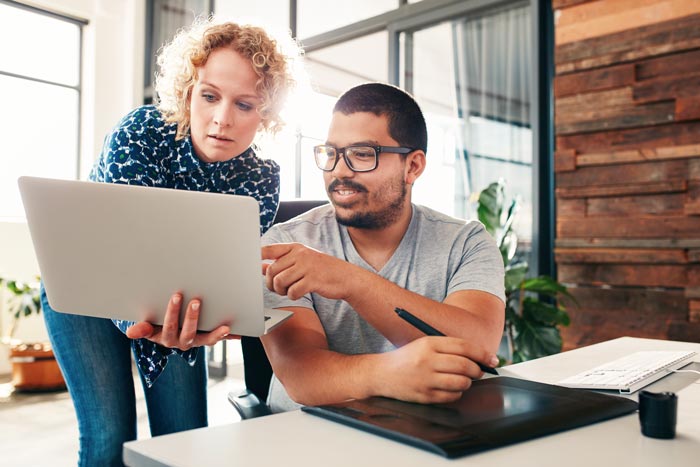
{"left": 125, "top": 292, "right": 237, "bottom": 350}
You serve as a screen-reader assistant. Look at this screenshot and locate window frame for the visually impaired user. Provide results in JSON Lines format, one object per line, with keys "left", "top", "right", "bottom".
{"left": 0, "top": 0, "right": 86, "bottom": 213}
{"left": 294, "top": 0, "right": 554, "bottom": 277}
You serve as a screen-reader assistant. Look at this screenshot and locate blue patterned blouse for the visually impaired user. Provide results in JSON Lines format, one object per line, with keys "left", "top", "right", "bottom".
{"left": 90, "top": 105, "right": 280, "bottom": 386}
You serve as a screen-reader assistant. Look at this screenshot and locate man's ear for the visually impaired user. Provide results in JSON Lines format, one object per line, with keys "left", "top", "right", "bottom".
{"left": 404, "top": 150, "right": 426, "bottom": 185}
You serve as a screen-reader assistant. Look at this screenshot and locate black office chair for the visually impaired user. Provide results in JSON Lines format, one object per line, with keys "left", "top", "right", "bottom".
{"left": 228, "top": 199, "right": 328, "bottom": 419}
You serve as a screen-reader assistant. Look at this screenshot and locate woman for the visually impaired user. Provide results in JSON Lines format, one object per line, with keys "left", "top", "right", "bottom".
{"left": 40, "top": 17, "right": 301, "bottom": 466}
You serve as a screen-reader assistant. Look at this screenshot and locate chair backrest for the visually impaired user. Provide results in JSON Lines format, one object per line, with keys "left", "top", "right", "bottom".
{"left": 241, "top": 199, "right": 328, "bottom": 402}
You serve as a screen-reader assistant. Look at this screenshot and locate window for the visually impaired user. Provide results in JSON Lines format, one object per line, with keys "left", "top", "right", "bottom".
{"left": 0, "top": 1, "right": 84, "bottom": 219}
{"left": 297, "top": 0, "right": 397, "bottom": 38}
{"left": 408, "top": 6, "right": 534, "bottom": 245}
{"left": 144, "top": 0, "right": 212, "bottom": 103}
{"left": 213, "top": 0, "right": 547, "bottom": 274}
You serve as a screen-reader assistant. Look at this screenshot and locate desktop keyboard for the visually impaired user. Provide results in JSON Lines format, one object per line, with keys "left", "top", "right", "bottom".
{"left": 558, "top": 350, "right": 697, "bottom": 394}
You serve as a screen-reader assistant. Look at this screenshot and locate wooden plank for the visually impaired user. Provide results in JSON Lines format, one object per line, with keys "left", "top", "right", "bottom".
{"left": 554, "top": 64, "right": 635, "bottom": 98}
{"left": 686, "top": 287, "right": 700, "bottom": 298}
{"left": 556, "top": 101, "right": 676, "bottom": 135}
{"left": 558, "top": 264, "right": 695, "bottom": 287}
{"left": 555, "top": 247, "right": 687, "bottom": 264}
{"left": 691, "top": 300, "right": 700, "bottom": 323}
{"left": 636, "top": 48, "right": 700, "bottom": 81}
{"left": 676, "top": 96, "right": 700, "bottom": 121}
{"left": 557, "top": 180, "right": 687, "bottom": 199}
{"left": 558, "top": 38, "right": 700, "bottom": 74}
{"left": 562, "top": 324, "right": 660, "bottom": 350}
{"left": 686, "top": 179, "right": 700, "bottom": 215}
{"left": 555, "top": 149, "right": 576, "bottom": 172}
{"left": 556, "top": 88, "right": 632, "bottom": 114}
{"left": 686, "top": 201, "right": 700, "bottom": 215}
{"left": 633, "top": 72, "right": 700, "bottom": 104}
{"left": 683, "top": 180, "right": 700, "bottom": 216}
{"left": 576, "top": 149, "right": 643, "bottom": 166}
{"left": 557, "top": 216, "right": 700, "bottom": 239}
{"left": 587, "top": 193, "right": 685, "bottom": 217}
{"left": 564, "top": 286, "right": 687, "bottom": 313}
{"left": 577, "top": 144, "right": 700, "bottom": 166}
{"left": 556, "top": 12, "right": 700, "bottom": 64}
{"left": 552, "top": 0, "right": 596, "bottom": 10}
{"left": 556, "top": 0, "right": 700, "bottom": 46}
{"left": 557, "top": 159, "right": 688, "bottom": 188}
{"left": 556, "top": 238, "right": 700, "bottom": 249}
{"left": 668, "top": 321, "right": 700, "bottom": 342}
{"left": 691, "top": 159, "right": 700, "bottom": 180}
{"left": 557, "top": 121, "right": 700, "bottom": 154}
{"left": 560, "top": 286, "right": 688, "bottom": 349}
{"left": 649, "top": 144, "right": 700, "bottom": 159}
{"left": 557, "top": 198, "right": 586, "bottom": 219}
{"left": 556, "top": 14, "right": 700, "bottom": 73}
{"left": 689, "top": 265, "right": 700, "bottom": 289}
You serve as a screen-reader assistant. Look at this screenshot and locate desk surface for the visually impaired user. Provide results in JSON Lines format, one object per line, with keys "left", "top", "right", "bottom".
{"left": 124, "top": 337, "right": 700, "bottom": 467}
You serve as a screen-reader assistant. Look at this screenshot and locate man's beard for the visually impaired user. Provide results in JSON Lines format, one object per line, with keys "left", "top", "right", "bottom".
{"left": 331, "top": 176, "right": 408, "bottom": 230}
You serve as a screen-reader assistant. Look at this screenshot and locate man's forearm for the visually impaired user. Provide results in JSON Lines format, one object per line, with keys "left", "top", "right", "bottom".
{"left": 265, "top": 331, "right": 497, "bottom": 407}
{"left": 270, "top": 345, "right": 385, "bottom": 406}
{"left": 342, "top": 269, "right": 504, "bottom": 352}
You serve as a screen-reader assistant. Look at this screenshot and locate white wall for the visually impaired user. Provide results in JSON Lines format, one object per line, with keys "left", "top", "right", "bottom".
{"left": 0, "top": 0, "right": 145, "bottom": 365}
{"left": 214, "top": 0, "right": 290, "bottom": 34}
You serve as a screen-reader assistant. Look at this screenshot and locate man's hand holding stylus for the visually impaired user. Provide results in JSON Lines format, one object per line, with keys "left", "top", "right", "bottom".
{"left": 371, "top": 336, "right": 497, "bottom": 404}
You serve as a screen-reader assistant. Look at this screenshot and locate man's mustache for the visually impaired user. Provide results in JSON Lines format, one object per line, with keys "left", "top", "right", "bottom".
{"left": 327, "top": 179, "right": 367, "bottom": 194}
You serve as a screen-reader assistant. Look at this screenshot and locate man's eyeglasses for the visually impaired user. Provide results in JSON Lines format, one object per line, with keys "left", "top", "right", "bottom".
{"left": 313, "top": 145, "right": 415, "bottom": 172}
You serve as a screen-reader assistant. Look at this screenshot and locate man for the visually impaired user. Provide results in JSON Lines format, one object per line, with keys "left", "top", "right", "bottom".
{"left": 260, "top": 83, "right": 505, "bottom": 412}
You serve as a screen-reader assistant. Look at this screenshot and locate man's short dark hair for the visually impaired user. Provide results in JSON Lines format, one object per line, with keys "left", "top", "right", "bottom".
{"left": 333, "top": 83, "right": 428, "bottom": 153}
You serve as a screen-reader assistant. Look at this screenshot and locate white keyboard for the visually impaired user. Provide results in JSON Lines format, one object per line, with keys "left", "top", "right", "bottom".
{"left": 558, "top": 350, "right": 697, "bottom": 394}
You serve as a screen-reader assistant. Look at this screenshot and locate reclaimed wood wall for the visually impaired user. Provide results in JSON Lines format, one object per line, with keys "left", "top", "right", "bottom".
{"left": 552, "top": 0, "right": 700, "bottom": 348}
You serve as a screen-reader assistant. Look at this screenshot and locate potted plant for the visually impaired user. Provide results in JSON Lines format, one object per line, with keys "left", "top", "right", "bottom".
{"left": 477, "top": 180, "right": 576, "bottom": 364}
{"left": 0, "top": 276, "right": 65, "bottom": 391}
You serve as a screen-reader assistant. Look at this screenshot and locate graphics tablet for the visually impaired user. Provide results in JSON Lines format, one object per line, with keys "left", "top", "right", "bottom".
{"left": 18, "top": 176, "right": 292, "bottom": 336}
{"left": 302, "top": 376, "right": 638, "bottom": 458}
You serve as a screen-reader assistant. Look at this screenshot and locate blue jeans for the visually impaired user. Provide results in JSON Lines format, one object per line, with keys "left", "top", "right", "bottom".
{"left": 41, "top": 287, "right": 208, "bottom": 467}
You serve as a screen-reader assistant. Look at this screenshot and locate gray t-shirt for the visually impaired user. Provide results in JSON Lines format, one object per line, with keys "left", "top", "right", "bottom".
{"left": 262, "top": 204, "right": 505, "bottom": 412}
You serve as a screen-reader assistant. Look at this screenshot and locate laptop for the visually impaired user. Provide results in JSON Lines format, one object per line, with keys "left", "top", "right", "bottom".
{"left": 302, "top": 376, "right": 638, "bottom": 458}
{"left": 18, "top": 176, "right": 292, "bottom": 336}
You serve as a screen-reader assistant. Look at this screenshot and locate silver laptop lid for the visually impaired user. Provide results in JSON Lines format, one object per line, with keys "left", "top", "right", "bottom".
{"left": 19, "top": 176, "right": 272, "bottom": 336}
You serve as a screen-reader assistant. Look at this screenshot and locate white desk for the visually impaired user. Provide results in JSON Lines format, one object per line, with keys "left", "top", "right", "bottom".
{"left": 124, "top": 337, "right": 700, "bottom": 467}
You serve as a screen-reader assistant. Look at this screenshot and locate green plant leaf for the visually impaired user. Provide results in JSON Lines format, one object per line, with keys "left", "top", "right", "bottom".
{"left": 505, "top": 263, "right": 528, "bottom": 293}
{"left": 476, "top": 179, "right": 577, "bottom": 364}
{"left": 500, "top": 230, "right": 518, "bottom": 265}
{"left": 1, "top": 276, "right": 43, "bottom": 339}
{"left": 522, "top": 297, "right": 570, "bottom": 326}
{"left": 477, "top": 181, "right": 505, "bottom": 236}
{"left": 511, "top": 350, "right": 527, "bottom": 364}
{"left": 513, "top": 320, "right": 562, "bottom": 360}
{"left": 7, "top": 280, "right": 22, "bottom": 295}
{"left": 505, "top": 305, "right": 521, "bottom": 323}
{"left": 521, "top": 276, "right": 577, "bottom": 304}
{"left": 521, "top": 276, "right": 565, "bottom": 294}
{"left": 498, "top": 198, "right": 519, "bottom": 244}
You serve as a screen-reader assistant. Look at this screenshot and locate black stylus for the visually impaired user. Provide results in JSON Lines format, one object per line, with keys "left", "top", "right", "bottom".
{"left": 394, "top": 307, "right": 498, "bottom": 375}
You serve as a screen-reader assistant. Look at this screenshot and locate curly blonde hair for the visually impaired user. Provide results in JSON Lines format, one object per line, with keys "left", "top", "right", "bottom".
{"left": 155, "top": 16, "right": 302, "bottom": 140}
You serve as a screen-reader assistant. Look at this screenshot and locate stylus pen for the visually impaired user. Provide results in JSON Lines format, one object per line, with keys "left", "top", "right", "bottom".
{"left": 394, "top": 307, "right": 498, "bottom": 375}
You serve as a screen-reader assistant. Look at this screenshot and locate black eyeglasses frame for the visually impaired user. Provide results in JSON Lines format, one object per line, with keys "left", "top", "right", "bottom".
{"left": 313, "top": 144, "right": 415, "bottom": 172}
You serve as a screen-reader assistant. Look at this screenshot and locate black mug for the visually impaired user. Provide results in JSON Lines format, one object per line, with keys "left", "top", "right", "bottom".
{"left": 638, "top": 390, "right": 677, "bottom": 439}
